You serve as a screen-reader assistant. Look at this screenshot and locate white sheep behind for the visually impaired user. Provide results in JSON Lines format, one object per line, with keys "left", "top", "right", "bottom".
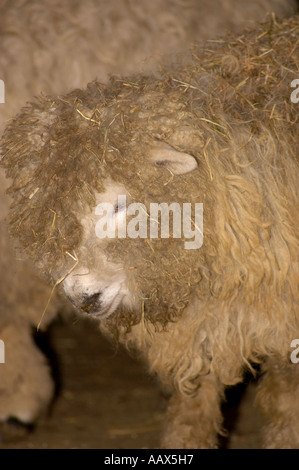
{"left": 1, "top": 0, "right": 298, "bottom": 126}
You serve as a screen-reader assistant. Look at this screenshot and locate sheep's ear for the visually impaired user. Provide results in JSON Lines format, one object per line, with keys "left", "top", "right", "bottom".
{"left": 149, "top": 142, "right": 198, "bottom": 175}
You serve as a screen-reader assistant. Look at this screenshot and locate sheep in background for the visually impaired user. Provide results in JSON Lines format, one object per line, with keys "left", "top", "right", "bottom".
{"left": 2, "top": 15, "right": 298, "bottom": 448}
{"left": 0, "top": 0, "right": 298, "bottom": 429}
{"left": 1, "top": 0, "right": 298, "bottom": 125}
{"left": 0, "top": 170, "right": 59, "bottom": 423}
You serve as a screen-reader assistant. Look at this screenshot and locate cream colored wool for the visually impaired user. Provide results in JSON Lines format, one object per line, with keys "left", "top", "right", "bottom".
{"left": 1, "top": 15, "right": 298, "bottom": 447}
{"left": 1, "top": 0, "right": 297, "bottom": 427}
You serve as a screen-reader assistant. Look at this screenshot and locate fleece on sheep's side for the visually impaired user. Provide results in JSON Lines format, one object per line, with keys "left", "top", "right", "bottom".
{"left": 2, "top": 15, "right": 298, "bottom": 448}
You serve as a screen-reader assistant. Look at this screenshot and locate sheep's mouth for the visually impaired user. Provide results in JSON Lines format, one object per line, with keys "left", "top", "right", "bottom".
{"left": 79, "top": 293, "right": 103, "bottom": 314}
{"left": 68, "top": 292, "right": 124, "bottom": 319}
{"left": 78, "top": 302, "right": 110, "bottom": 318}
{"left": 80, "top": 303, "right": 110, "bottom": 318}
{"left": 65, "top": 294, "right": 105, "bottom": 318}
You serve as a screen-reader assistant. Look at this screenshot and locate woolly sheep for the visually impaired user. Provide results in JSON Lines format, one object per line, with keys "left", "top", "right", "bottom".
{"left": 2, "top": 15, "right": 298, "bottom": 448}
{"left": 0, "top": 0, "right": 298, "bottom": 433}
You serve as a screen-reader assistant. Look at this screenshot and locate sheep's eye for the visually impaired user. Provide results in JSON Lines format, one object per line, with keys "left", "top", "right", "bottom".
{"left": 114, "top": 202, "right": 125, "bottom": 213}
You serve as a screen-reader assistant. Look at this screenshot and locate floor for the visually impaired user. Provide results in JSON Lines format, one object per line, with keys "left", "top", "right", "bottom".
{"left": 0, "top": 315, "right": 266, "bottom": 449}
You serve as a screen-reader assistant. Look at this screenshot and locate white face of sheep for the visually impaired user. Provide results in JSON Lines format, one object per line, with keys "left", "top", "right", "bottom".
{"left": 62, "top": 142, "right": 198, "bottom": 319}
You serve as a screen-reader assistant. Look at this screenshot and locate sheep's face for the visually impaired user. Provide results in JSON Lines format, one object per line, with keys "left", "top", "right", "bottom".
{"left": 62, "top": 181, "right": 137, "bottom": 319}
{"left": 60, "top": 144, "right": 202, "bottom": 322}
{"left": 1, "top": 80, "right": 215, "bottom": 325}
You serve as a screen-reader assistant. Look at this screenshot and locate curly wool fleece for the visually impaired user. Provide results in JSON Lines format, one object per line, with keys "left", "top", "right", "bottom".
{"left": 1, "top": 16, "right": 299, "bottom": 329}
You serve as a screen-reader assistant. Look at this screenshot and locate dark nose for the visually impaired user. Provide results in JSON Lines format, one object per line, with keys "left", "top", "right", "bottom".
{"left": 80, "top": 292, "right": 102, "bottom": 314}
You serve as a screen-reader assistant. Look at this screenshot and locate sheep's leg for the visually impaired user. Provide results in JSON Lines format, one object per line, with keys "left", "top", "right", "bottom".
{"left": 160, "top": 373, "right": 224, "bottom": 449}
{"left": 0, "top": 321, "right": 54, "bottom": 424}
{"left": 256, "top": 357, "right": 299, "bottom": 449}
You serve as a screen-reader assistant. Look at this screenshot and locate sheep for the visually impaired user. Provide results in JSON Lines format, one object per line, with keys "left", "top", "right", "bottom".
{"left": 0, "top": 168, "right": 62, "bottom": 423}
{"left": 0, "top": 0, "right": 298, "bottom": 433}
{"left": 2, "top": 14, "right": 298, "bottom": 448}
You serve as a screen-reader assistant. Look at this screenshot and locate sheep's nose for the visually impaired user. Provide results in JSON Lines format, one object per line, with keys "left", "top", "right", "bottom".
{"left": 79, "top": 292, "right": 102, "bottom": 314}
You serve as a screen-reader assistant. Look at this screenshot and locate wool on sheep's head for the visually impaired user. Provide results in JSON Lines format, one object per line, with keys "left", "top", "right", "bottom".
{"left": 1, "top": 16, "right": 299, "bottom": 328}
